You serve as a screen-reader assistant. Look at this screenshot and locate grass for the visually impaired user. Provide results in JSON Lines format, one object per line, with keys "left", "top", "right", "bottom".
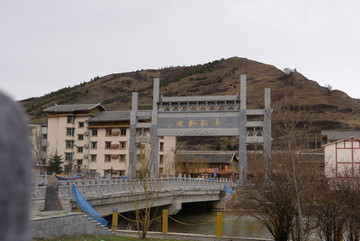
{"left": 34, "top": 234, "right": 184, "bottom": 241}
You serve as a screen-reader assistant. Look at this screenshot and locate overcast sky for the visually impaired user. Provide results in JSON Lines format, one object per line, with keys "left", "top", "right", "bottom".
{"left": 1, "top": 0, "right": 359, "bottom": 101}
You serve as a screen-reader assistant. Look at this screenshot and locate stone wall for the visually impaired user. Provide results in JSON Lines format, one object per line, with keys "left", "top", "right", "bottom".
{"left": 32, "top": 212, "right": 114, "bottom": 239}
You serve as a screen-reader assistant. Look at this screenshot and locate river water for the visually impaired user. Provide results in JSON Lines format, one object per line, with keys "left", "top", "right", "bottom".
{"left": 116, "top": 203, "right": 319, "bottom": 240}
{"left": 150, "top": 207, "right": 272, "bottom": 239}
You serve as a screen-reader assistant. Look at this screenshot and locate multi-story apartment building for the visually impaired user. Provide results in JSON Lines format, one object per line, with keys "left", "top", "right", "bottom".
{"left": 44, "top": 103, "right": 176, "bottom": 177}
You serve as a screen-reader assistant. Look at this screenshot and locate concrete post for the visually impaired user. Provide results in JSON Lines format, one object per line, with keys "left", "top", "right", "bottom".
{"left": 263, "top": 88, "right": 272, "bottom": 181}
{"left": 150, "top": 78, "right": 160, "bottom": 177}
{"left": 162, "top": 209, "right": 168, "bottom": 234}
{"left": 129, "top": 92, "right": 138, "bottom": 178}
{"left": 238, "top": 75, "right": 247, "bottom": 186}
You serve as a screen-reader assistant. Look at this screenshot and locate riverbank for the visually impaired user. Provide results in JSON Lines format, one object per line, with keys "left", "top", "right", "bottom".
{"left": 34, "top": 232, "right": 273, "bottom": 241}
{"left": 33, "top": 234, "right": 179, "bottom": 241}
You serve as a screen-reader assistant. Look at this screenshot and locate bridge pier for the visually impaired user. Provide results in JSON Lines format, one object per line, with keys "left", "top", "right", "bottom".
{"left": 168, "top": 198, "right": 182, "bottom": 215}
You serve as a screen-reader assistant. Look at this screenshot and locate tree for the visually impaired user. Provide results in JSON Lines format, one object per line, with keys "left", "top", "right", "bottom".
{"left": 241, "top": 170, "right": 297, "bottom": 241}
{"left": 315, "top": 181, "right": 344, "bottom": 241}
{"left": 315, "top": 172, "right": 360, "bottom": 241}
{"left": 30, "top": 125, "right": 46, "bottom": 166}
{"left": 241, "top": 95, "right": 319, "bottom": 241}
{"left": 48, "top": 154, "right": 63, "bottom": 174}
{"left": 127, "top": 144, "right": 164, "bottom": 239}
{"left": 274, "top": 100, "right": 311, "bottom": 241}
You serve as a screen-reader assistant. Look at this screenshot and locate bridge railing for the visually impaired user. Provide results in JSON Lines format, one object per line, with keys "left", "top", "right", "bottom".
{"left": 31, "top": 175, "right": 235, "bottom": 199}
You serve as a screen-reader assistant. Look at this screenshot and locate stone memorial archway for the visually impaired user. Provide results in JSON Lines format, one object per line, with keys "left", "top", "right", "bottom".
{"left": 128, "top": 75, "right": 271, "bottom": 185}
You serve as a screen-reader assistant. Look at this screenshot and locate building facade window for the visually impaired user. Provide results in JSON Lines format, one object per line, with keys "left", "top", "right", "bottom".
{"left": 160, "top": 142, "right": 164, "bottom": 152}
{"left": 78, "top": 122, "right": 84, "bottom": 128}
{"left": 67, "top": 116, "right": 75, "bottom": 124}
{"left": 120, "top": 141, "right": 126, "bottom": 149}
{"left": 120, "top": 128, "right": 127, "bottom": 136}
{"left": 104, "top": 170, "right": 110, "bottom": 176}
{"left": 105, "top": 141, "right": 111, "bottom": 149}
{"left": 65, "top": 140, "right": 74, "bottom": 149}
{"left": 78, "top": 134, "right": 84, "bottom": 140}
{"left": 105, "top": 128, "right": 112, "bottom": 136}
{"left": 119, "top": 154, "right": 126, "bottom": 162}
{"left": 160, "top": 155, "right": 164, "bottom": 165}
{"left": 91, "top": 141, "right": 97, "bottom": 149}
{"left": 90, "top": 154, "right": 97, "bottom": 162}
{"left": 65, "top": 152, "right": 73, "bottom": 161}
{"left": 77, "top": 146, "right": 83, "bottom": 153}
{"left": 92, "top": 129, "right": 98, "bottom": 136}
{"left": 66, "top": 128, "right": 75, "bottom": 136}
{"left": 104, "top": 155, "right": 111, "bottom": 162}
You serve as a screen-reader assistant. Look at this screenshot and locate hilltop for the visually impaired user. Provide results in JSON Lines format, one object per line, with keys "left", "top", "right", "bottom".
{"left": 21, "top": 57, "right": 360, "bottom": 147}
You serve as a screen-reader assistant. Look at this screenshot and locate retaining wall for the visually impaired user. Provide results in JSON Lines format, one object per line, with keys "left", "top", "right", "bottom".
{"left": 31, "top": 212, "right": 114, "bottom": 239}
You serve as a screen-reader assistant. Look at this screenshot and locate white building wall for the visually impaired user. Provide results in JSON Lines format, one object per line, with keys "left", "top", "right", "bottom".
{"left": 47, "top": 117, "right": 61, "bottom": 157}
{"left": 47, "top": 115, "right": 91, "bottom": 172}
{"left": 87, "top": 128, "right": 129, "bottom": 176}
{"left": 324, "top": 138, "right": 360, "bottom": 178}
{"left": 46, "top": 114, "right": 176, "bottom": 177}
{"left": 324, "top": 143, "right": 336, "bottom": 178}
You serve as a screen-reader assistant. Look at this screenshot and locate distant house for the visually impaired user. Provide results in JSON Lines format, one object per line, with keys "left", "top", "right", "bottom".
{"left": 323, "top": 137, "right": 360, "bottom": 178}
{"left": 175, "top": 150, "right": 238, "bottom": 180}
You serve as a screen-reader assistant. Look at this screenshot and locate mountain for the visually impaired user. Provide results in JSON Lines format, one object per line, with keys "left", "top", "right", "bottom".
{"left": 21, "top": 57, "right": 360, "bottom": 137}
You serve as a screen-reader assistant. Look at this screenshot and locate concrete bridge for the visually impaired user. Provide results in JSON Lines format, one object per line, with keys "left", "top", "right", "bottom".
{"left": 32, "top": 176, "right": 235, "bottom": 215}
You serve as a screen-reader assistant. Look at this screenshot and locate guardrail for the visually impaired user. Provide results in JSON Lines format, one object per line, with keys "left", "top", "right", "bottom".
{"left": 31, "top": 176, "right": 235, "bottom": 199}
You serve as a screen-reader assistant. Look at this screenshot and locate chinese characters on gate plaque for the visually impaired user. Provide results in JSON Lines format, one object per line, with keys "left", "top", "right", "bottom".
{"left": 167, "top": 118, "right": 223, "bottom": 128}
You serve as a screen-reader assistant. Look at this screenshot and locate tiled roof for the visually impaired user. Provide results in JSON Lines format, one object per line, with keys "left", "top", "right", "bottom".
{"left": 176, "top": 151, "right": 236, "bottom": 164}
{"left": 321, "top": 130, "right": 360, "bottom": 140}
{"left": 87, "top": 111, "right": 131, "bottom": 122}
{"left": 322, "top": 136, "right": 360, "bottom": 147}
{"left": 43, "top": 103, "right": 105, "bottom": 113}
{"left": 87, "top": 111, "right": 151, "bottom": 122}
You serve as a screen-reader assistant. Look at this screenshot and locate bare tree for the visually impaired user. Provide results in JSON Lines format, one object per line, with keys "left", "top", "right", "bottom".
{"left": 30, "top": 125, "right": 45, "bottom": 166}
{"left": 316, "top": 170, "right": 360, "bottom": 241}
{"left": 241, "top": 169, "right": 297, "bottom": 241}
{"left": 272, "top": 96, "right": 317, "bottom": 241}
{"left": 162, "top": 152, "right": 176, "bottom": 177}
{"left": 242, "top": 95, "right": 319, "bottom": 241}
{"left": 341, "top": 178, "right": 360, "bottom": 241}
{"left": 127, "top": 143, "right": 164, "bottom": 239}
{"left": 315, "top": 180, "right": 344, "bottom": 241}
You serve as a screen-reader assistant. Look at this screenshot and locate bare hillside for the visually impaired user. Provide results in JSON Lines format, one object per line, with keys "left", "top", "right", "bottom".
{"left": 22, "top": 57, "right": 360, "bottom": 136}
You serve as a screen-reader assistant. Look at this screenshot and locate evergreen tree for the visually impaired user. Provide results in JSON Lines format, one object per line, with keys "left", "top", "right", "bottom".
{"left": 48, "top": 154, "right": 63, "bottom": 174}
